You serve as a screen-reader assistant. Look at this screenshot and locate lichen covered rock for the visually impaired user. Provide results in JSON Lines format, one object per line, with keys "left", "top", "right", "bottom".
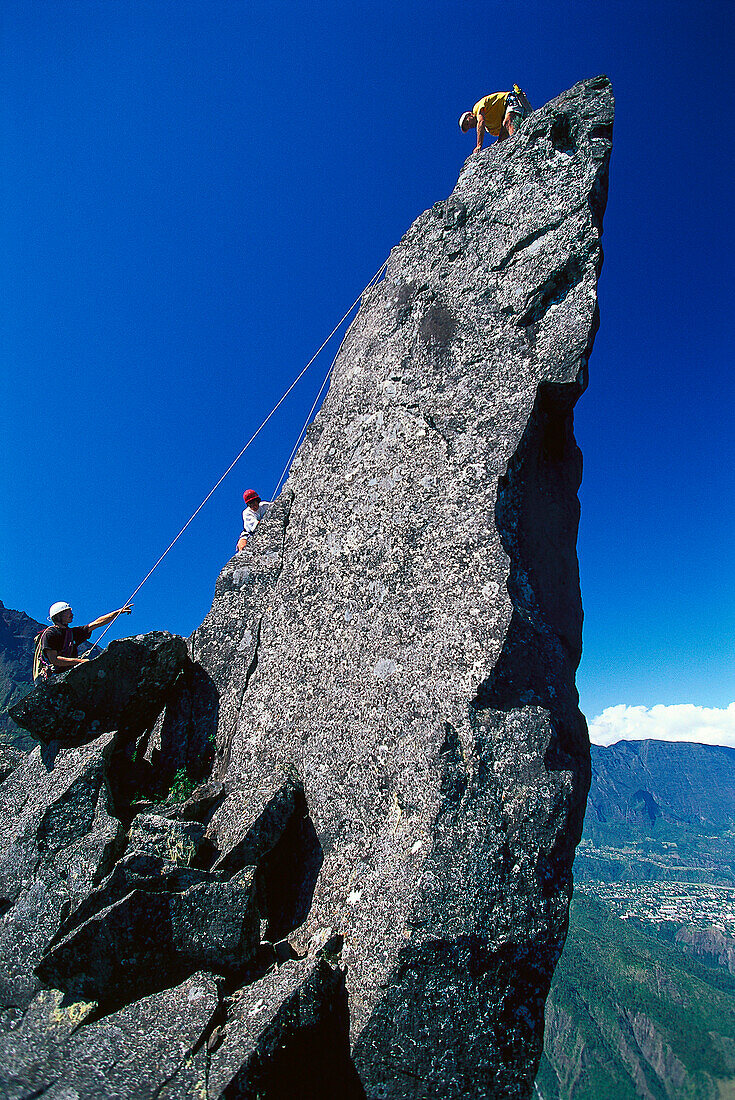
{"left": 38, "top": 865, "right": 259, "bottom": 1009}
{"left": 208, "top": 957, "right": 363, "bottom": 1099}
{"left": 193, "top": 75, "right": 613, "bottom": 1097}
{"left": 0, "top": 974, "right": 218, "bottom": 1100}
{"left": 0, "top": 734, "right": 121, "bottom": 1009}
{"left": 8, "top": 632, "right": 187, "bottom": 743}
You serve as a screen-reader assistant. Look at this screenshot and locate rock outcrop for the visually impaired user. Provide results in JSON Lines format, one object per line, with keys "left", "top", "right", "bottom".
{"left": 8, "top": 632, "right": 188, "bottom": 743}
{"left": 0, "top": 76, "right": 612, "bottom": 1098}
{"left": 0, "top": 732, "right": 121, "bottom": 1010}
{"left": 194, "top": 75, "right": 613, "bottom": 1096}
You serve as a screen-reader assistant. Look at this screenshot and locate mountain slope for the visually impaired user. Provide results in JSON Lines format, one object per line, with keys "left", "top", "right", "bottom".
{"left": 0, "top": 600, "right": 42, "bottom": 750}
{"left": 538, "top": 893, "right": 735, "bottom": 1100}
{"left": 588, "top": 740, "right": 735, "bottom": 833}
{"left": 577, "top": 741, "right": 735, "bottom": 885}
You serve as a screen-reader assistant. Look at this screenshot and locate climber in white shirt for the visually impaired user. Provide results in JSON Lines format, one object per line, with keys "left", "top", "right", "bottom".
{"left": 236, "top": 489, "right": 271, "bottom": 551}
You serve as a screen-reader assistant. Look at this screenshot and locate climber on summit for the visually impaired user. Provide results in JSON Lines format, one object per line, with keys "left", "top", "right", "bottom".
{"left": 34, "top": 601, "right": 133, "bottom": 680}
{"left": 459, "top": 86, "right": 531, "bottom": 151}
{"left": 236, "top": 490, "right": 271, "bottom": 551}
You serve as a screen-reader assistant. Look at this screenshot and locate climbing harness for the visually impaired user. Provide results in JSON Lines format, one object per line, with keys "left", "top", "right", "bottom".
{"left": 91, "top": 258, "right": 389, "bottom": 651}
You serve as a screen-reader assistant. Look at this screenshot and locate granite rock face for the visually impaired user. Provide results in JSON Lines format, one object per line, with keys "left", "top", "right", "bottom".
{"left": 208, "top": 957, "right": 362, "bottom": 1098}
{"left": 192, "top": 75, "right": 613, "bottom": 1097}
{"left": 0, "top": 973, "right": 219, "bottom": 1100}
{"left": 0, "top": 633, "right": 354, "bottom": 1096}
{"left": 37, "top": 865, "right": 259, "bottom": 1008}
{"left": 8, "top": 632, "right": 188, "bottom": 743}
{"left": 0, "top": 733, "right": 121, "bottom": 1010}
{"left": 0, "top": 77, "right": 611, "bottom": 1097}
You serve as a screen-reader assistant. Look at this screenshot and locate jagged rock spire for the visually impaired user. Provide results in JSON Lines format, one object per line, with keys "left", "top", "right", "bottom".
{"left": 195, "top": 75, "right": 614, "bottom": 1097}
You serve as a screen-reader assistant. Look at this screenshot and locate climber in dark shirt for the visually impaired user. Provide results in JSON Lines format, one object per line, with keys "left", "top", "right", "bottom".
{"left": 37, "top": 600, "right": 133, "bottom": 677}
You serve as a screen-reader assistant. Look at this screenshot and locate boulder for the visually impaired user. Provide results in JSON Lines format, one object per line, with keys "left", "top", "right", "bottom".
{"left": 38, "top": 866, "right": 259, "bottom": 1009}
{"left": 209, "top": 773, "right": 305, "bottom": 875}
{"left": 8, "top": 632, "right": 187, "bottom": 743}
{"left": 48, "top": 850, "right": 215, "bottom": 944}
{"left": 208, "top": 957, "right": 363, "bottom": 1099}
{"left": 56, "top": 973, "right": 217, "bottom": 1099}
{"left": 0, "top": 974, "right": 217, "bottom": 1100}
{"left": 0, "top": 733, "right": 122, "bottom": 1009}
{"left": 0, "top": 987, "right": 97, "bottom": 1099}
{"left": 126, "top": 813, "right": 206, "bottom": 867}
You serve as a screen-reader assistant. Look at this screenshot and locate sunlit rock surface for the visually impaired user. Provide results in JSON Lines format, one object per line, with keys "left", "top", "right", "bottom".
{"left": 0, "top": 76, "right": 612, "bottom": 1098}
{"left": 194, "top": 75, "right": 613, "bottom": 1097}
{"left": 8, "top": 632, "right": 187, "bottom": 743}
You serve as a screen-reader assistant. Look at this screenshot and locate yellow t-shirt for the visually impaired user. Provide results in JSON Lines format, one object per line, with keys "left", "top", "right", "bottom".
{"left": 472, "top": 92, "right": 510, "bottom": 136}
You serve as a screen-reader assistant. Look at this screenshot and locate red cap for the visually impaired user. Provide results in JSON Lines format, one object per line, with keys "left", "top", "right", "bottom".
{"left": 243, "top": 489, "right": 260, "bottom": 504}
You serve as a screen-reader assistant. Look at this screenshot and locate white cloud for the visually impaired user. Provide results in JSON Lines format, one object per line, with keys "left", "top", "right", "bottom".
{"left": 589, "top": 703, "right": 735, "bottom": 749}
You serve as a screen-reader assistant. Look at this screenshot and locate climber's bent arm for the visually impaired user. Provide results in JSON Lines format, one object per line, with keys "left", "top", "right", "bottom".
{"left": 44, "top": 650, "right": 88, "bottom": 670}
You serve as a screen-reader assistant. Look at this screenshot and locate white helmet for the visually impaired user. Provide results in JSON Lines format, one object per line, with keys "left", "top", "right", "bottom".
{"left": 49, "top": 601, "right": 72, "bottom": 622}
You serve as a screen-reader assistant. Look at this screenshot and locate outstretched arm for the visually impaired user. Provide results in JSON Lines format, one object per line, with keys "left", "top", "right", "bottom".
{"left": 87, "top": 604, "right": 133, "bottom": 632}
{"left": 475, "top": 109, "right": 487, "bottom": 151}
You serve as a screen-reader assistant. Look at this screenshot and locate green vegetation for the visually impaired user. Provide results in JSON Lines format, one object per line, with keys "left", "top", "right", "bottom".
{"left": 167, "top": 767, "right": 197, "bottom": 803}
{"left": 130, "top": 766, "right": 197, "bottom": 809}
{"left": 578, "top": 824, "right": 735, "bottom": 887}
{"left": 537, "top": 894, "right": 735, "bottom": 1099}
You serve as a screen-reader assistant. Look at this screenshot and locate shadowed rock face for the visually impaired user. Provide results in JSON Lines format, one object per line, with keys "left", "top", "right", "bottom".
{"left": 0, "top": 734, "right": 121, "bottom": 1010}
{"left": 193, "top": 76, "right": 613, "bottom": 1097}
{"left": 8, "top": 632, "right": 188, "bottom": 743}
{"left": 0, "top": 77, "right": 612, "bottom": 1099}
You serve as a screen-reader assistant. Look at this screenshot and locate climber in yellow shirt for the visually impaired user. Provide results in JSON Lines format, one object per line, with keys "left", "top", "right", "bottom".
{"left": 459, "top": 88, "right": 530, "bottom": 151}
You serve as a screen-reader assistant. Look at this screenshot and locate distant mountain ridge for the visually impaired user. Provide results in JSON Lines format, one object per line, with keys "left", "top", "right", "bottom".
{"left": 588, "top": 740, "right": 735, "bottom": 831}
{"left": 0, "top": 599, "right": 43, "bottom": 749}
{"left": 577, "top": 740, "right": 735, "bottom": 885}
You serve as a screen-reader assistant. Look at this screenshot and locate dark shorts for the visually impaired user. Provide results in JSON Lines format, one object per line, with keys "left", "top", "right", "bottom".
{"left": 505, "top": 91, "right": 529, "bottom": 121}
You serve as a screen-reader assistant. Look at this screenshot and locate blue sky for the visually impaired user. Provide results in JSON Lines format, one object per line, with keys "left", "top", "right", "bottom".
{"left": 1, "top": 0, "right": 733, "bottom": 723}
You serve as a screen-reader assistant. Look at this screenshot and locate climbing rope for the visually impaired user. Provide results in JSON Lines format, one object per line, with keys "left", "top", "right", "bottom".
{"left": 272, "top": 347, "right": 337, "bottom": 500}
{"left": 92, "top": 257, "right": 389, "bottom": 651}
{"left": 271, "top": 258, "right": 388, "bottom": 499}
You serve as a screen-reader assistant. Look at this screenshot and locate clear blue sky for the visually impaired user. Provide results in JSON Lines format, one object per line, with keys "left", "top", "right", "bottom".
{"left": 1, "top": 0, "right": 733, "bottom": 720}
